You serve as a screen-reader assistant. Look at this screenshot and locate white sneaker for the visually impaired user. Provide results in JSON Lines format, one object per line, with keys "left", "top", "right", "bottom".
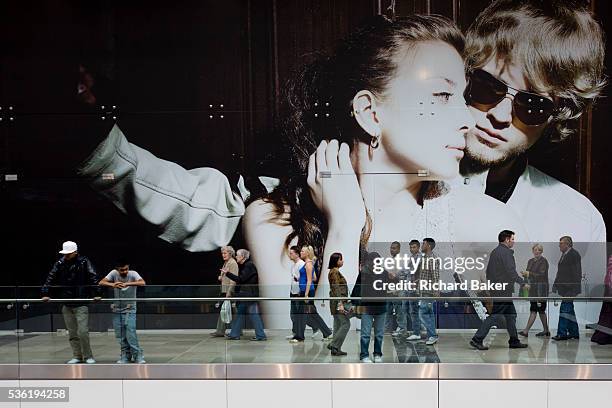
{"left": 373, "top": 355, "right": 383, "bottom": 363}
{"left": 311, "top": 330, "right": 322, "bottom": 340}
{"left": 407, "top": 334, "right": 421, "bottom": 341}
{"left": 136, "top": 358, "right": 146, "bottom": 364}
{"left": 285, "top": 334, "right": 296, "bottom": 340}
{"left": 66, "top": 358, "right": 81, "bottom": 364}
{"left": 425, "top": 336, "right": 439, "bottom": 345}
{"left": 85, "top": 358, "right": 96, "bottom": 364}
{"left": 116, "top": 359, "right": 129, "bottom": 364}
{"left": 360, "top": 357, "right": 373, "bottom": 363}
{"left": 392, "top": 328, "right": 404, "bottom": 337}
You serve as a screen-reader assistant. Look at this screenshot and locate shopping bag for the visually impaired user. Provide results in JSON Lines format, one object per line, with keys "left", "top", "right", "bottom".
{"left": 220, "top": 300, "right": 232, "bottom": 323}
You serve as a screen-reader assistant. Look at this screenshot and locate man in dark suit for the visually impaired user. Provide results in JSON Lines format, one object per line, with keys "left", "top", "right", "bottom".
{"left": 470, "top": 230, "right": 528, "bottom": 350}
{"left": 552, "top": 236, "right": 582, "bottom": 341}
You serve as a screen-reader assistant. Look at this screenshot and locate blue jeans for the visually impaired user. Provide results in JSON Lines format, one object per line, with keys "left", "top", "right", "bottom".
{"left": 385, "top": 299, "right": 409, "bottom": 331}
{"left": 418, "top": 300, "right": 437, "bottom": 338}
{"left": 360, "top": 313, "right": 385, "bottom": 359}
{"left": 384, "top": 301, "right": 397, "bottom": 332}
{"left": 408, "top": 300, "right": 421, "bottom": 334}
{"left": 395, "top": 300, "right": 407, "bottom": 330}
{"left": 557, "top": 300, "right": 579, "bottom": 338}
{"left": 229, "top": 301, "right": 266, "bottom": 339}
{"left": 112, "top": 312, "right": 142, "bottom": 359}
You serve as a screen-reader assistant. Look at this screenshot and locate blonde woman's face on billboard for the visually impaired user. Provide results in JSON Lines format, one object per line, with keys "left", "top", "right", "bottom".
{"left": 377, "top": 41, "right": 474, "bottom": 180}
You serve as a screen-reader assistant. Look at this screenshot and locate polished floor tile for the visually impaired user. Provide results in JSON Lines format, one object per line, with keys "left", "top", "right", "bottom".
{"left": 1, "top": 329, "right": 610, "bottom": 364}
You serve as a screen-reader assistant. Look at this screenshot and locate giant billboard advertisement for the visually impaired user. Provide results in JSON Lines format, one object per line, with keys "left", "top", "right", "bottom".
{"left": 3, "top": 0, "right": 611, "bottom": 331}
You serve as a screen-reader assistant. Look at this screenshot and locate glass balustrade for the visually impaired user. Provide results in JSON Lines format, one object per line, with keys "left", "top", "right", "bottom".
{"left": 0, "top": 284, "right": 610, "bottom": 366}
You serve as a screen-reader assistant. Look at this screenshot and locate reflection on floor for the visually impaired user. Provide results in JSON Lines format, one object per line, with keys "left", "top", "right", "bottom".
{"left": 0, "top": 330, "right": 610, "bottom": 364}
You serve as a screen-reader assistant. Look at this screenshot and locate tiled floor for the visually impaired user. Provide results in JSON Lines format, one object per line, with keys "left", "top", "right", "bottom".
{"left": 1, "top": 329, "right": 611, "bottom": 364}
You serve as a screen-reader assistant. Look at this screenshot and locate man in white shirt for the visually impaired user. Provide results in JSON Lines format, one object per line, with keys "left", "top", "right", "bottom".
{"left": 287, "top": 245, "right": 306, "bottom": 339}
{"left": 458, "top": 0, "right": 606, "bottom": 245}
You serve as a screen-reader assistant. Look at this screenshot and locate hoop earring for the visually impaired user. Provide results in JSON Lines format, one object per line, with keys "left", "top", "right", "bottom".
{"left": 370, "top": 131, "right": 380, "bottom": 149}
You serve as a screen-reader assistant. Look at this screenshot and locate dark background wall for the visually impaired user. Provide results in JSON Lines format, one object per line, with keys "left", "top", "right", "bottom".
{"left": 1, "top": 0, "right": 610, "bottom": 287}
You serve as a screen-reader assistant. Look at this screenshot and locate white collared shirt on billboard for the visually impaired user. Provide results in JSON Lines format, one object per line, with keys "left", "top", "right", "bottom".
{"left": 455, "top": 165, "right": 606, "bottom": 243}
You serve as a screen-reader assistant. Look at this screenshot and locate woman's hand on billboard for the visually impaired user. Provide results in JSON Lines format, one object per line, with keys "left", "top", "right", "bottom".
{"left": 307, "top": 140, "right": 366, "bottom": 232}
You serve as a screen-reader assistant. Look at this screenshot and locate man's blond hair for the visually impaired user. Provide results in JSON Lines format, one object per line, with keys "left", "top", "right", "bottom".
{"left": 466, "top": 0, "right": 606, "bottom": 141}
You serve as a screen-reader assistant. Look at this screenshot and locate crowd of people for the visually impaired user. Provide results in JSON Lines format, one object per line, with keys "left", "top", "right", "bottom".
{"left": 40, "top": 232, "right": 612, "bottom": 365}
{"left": 207, "top": 231, "right": 610, "bottom": 362}
{"left": 206, "top": 239, "right": 443, "bottom": 362}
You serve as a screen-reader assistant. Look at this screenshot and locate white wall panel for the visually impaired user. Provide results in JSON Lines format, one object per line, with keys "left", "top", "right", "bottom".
{"left": 548, "top": 381, "right": 612, "bottom": 408}
{"left": 332, "top": 380, "right": 437, "bottom": 408}
{"left": 227, "top": 380, "right": 332, "bottom": 408}
{"left": 440, "top": 380, "right": 547, "bottom": 408}
{"left": 123, "top": 380, "right": 226, "bottom": 408}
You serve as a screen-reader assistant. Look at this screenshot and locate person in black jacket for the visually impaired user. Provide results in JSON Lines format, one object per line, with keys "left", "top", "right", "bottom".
{"left": 470, "top": 230, "right": 528, "bottom": 350}
{"left": 223, "top": 249, "right": 267, "bottom": 341}
{"left": 41, "top": 241, "right": 101, "bottom": 364}
{"left": 357, "top": 251, "right": 389, "bottom": 363}
{"left": 552, "top": 236, "right": 582, "bottom": 341}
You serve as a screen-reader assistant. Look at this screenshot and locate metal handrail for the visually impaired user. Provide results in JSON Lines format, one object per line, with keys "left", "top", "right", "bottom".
{"left": 0, "top": 295, "right": 610, "bottom": 303}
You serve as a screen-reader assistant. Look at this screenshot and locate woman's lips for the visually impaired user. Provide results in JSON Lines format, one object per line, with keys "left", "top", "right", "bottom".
{"left": 445, "top": 144, "right": 465, "bottom": 159}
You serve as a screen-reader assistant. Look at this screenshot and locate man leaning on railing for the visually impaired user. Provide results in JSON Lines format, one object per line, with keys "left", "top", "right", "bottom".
{"left": 99, "top": 258, "right": 146, "bottom": 364}
{"left": 41, "top": 241, "right": 101, "bottom": 364}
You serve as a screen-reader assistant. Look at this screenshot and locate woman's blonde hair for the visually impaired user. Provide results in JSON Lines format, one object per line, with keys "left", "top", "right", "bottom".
{"left": 301, "top": 245, "right": 316, "bottom": 260}
{"left": 466, "top": 0, "right": 606, "bottom": 141}
{"left": 532, "top": 243, "right": 544, "bottom": 252}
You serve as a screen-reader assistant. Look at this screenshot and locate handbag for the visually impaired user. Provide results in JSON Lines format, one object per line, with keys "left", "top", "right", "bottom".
{"left": 343, "top": 303, "right": 357, "bottom": 319}
{"left": 220, "top": 299, "right": 233, "bottom": 324}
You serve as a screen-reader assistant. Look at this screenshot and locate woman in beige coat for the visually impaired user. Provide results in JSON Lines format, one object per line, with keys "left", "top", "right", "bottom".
{"left": 211, "top": 246, "right": 238, "bottom": 337}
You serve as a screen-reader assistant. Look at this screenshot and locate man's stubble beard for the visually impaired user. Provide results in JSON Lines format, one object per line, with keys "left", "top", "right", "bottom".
{"left": 460, "top": 139, "right": 528, "bottom": 176}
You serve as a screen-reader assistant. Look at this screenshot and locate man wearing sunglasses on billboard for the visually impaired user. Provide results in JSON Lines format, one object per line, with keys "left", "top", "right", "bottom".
{"left": 459, "top": 0, "right": 606, "bottom": 244}
{"left": 36, "top": 1, "right": 606, "bottom": 255}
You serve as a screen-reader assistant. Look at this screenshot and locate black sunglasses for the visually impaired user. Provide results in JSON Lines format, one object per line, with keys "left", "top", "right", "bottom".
{"left": 465, "top": 69, "right": 555, "bottom": 126}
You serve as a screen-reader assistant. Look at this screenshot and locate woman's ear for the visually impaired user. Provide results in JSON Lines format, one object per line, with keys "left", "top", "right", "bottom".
{"left": 352, "top": 90, "right": 381, "bottom": 137}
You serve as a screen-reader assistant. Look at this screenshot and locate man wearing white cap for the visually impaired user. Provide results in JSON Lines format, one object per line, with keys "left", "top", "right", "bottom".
{"left": 42, "top": 241, "right": 101, "bottom": 364}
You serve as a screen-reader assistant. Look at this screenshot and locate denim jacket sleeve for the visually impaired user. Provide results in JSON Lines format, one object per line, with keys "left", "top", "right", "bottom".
{"left": 77, "top": 125, "right": 247, "bottom": 252}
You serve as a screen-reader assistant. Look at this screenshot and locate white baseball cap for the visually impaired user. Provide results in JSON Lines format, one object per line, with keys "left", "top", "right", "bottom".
{"left": 59, "top": 241, "right": 78, "bottom": 254}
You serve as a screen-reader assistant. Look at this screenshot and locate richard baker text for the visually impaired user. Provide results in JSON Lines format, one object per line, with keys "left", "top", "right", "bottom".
{"left": 372, "top": 279, "right": 507, "bottom": 292}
